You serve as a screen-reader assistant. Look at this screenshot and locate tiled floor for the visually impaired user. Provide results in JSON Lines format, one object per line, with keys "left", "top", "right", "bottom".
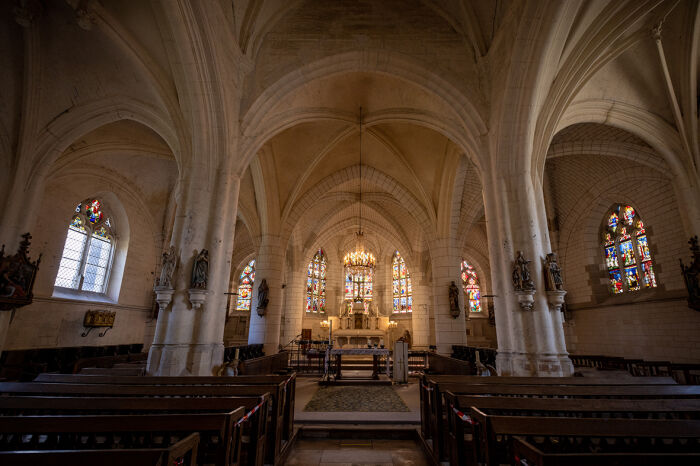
{"left": 285, "top": 438, "right": 430, "bottom": 466}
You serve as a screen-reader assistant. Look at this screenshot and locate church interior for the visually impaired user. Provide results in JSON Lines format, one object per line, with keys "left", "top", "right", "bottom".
{"left": 1, "top": 0, "right": 700, "bottom": 465}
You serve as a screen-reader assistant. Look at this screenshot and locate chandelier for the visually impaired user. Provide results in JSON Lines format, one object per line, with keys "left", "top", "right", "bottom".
{"left": 343, "top": 107, "right": 376, "bottom": 277}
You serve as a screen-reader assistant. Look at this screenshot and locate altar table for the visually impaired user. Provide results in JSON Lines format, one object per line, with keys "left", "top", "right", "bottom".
{"left": 329, "top": 348, "right": 390, "bottom": 380}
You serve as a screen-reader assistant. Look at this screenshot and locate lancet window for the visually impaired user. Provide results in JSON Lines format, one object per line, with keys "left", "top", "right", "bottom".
{"left": 602, "top": 205, "right": 657, "bottom": 294}
{"left": 235, "top": 259, "right": 256, "bottom": 311}
{"left": 392, "top": 251, "right": 412, "bottom": 313}
{"left": 306, "top": 249, "right": 327, "bottom": 313}
{"left": 461, "top": 260, "right": 482, "bottom": 312}
{"left": 54, "top": 199, "right": 115, "bottom": 294}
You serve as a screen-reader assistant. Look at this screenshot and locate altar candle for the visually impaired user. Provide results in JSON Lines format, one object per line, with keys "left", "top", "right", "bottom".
{"left": 234, "top": 348, "right": 239, "bottom": 361}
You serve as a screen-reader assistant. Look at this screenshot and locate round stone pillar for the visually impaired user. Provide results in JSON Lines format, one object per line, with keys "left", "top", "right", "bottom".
{"left": 483, "top": 170, "right": 573, "bottom": 376}
{"left": 429, "top": 238, "right": 467, "bottom": 354}
{"left": 248, "top": 235, "right": 285, "bottom": 355}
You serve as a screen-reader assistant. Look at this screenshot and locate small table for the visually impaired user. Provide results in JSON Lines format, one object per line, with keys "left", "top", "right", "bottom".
{"left": 329, "top": 348, "right": 390, "bottom": 380}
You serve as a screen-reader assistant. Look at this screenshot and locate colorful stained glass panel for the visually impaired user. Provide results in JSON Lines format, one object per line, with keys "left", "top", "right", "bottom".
{"left": 609, "top": 269, "right": 623, "bottom": 294}
{"left": 619, "top": 240, "right": 635, "bottom": 266}
{"left": 624, "top": 265, "right": 640, "bottom": 291}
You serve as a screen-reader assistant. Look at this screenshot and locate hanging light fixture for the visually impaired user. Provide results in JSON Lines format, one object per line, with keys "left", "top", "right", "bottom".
{"left": 343, "top": 107, "right": 376, "bottom": 277}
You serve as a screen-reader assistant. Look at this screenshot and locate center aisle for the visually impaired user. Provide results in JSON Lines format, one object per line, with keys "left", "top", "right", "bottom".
{"left": 285, "top": 374, "right": 429, "bottom": 465}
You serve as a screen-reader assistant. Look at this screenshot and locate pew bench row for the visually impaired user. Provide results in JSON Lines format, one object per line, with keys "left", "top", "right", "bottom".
{"left": 418, "top": 374, "right": 700, "bottom": 466}
{"left": 0, "top": 373, "right": 297, "bottom": 466}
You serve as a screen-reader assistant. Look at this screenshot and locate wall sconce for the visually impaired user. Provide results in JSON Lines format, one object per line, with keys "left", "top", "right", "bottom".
{"left": 388, "top": 320, "right": 398, "bottom": 329}
{"left": 320, "top": 320, "right": 330, "bottom": 329}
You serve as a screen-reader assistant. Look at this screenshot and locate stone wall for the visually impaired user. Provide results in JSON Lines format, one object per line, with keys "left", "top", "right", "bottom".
{"left": 546, "top": 150, "right": 700, "bottom": 362}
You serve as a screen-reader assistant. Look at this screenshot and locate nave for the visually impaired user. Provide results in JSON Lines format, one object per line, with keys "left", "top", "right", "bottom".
{"left": 1, "top": 344, "right": 700, "bottom": 465}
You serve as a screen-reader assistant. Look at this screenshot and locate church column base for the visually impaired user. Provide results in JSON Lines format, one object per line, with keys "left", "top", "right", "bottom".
{"left": 497, "top": 351, "right": 574, "bottom": 377}
{"left": 146, "top": 342, "right": 224, "bottom": 376}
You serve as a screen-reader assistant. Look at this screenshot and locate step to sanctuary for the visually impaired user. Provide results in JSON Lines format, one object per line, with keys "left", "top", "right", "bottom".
{"left": 298, "top": 424, "right": 419, "bottom": 439}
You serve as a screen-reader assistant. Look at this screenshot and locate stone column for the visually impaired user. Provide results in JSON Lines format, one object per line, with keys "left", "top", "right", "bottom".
{"left": 147, "top": 163, "right": 241, "bottom": 375}
{"left": 429, "top": 238, "right": 467, "bottom": 354}
{"left": 483, "top": 169, "right": 573, "bottom": 376}
{"left": 248, "top": 235, "right": 285, "bottom": 355}
{"left": 281, "top": 264, "right": 305, "bottom": 347}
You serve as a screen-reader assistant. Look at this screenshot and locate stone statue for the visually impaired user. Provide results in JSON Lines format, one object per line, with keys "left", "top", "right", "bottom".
{"left": 191, "top": 249, "right": 209, "bottom": 289}
{"left": 398, "top": 329, "right": 412, "bottom": 349}
{"left": 513, "top": 251, "right": 535, "bottom": 291}
{"left": 256, "top": 278, "right": 269, "bottom": 316}
{"left": 680, "top": 236, "right": 700, "bottom": 311}
{"left": 544, "top": 252, "right": 563, "bottom": 291}
{"left": 157, "top": 245, "right": 177, "bottom": 288}
{"left": 449, "top": 280, "right": 460, "bottom": 318}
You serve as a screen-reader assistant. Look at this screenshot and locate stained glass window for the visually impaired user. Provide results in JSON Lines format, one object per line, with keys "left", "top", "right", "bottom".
{"left": 306, "top": 249, "right": 327, "bottom": 313}
{"left": 461, "top": 260, "right": 482, "bottom": 312}
{"left": 55, "top": 199, "right": 115, "bottom": 293}
{"left": 392, "top": 251, "right": 412, "bottom": 313}
{"left": 345, "top": 268, "right": 373, "bottom": 312}
{"left": 236, "top": 259, "right": 256, "bottom": 311}
{"left": 602, "top": 204, "right": 657, "bottom": 294}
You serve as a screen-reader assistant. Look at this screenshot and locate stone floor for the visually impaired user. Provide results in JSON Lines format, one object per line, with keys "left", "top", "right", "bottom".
{"left": 285, "top": 438, "right": 430, "bottom": 466}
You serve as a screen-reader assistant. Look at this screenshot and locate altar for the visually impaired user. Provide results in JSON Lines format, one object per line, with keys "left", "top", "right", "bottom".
{"left": 328, "top": 347, "right": 390, "bottom": 380}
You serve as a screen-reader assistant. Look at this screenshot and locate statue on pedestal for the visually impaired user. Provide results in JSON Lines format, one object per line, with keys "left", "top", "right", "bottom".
{"left": 512, "top": 251, "right": 535, "bottom": 291}
{"left": 191, "top": 249, "right": 208, "bottom": 289}
{"left": 256, "top": 278, "right": 269, "bottom": 316}
{"left": 449, "top": 281, "right": 460, "bottom": 318}
{"left": 157, "top": 245, "right": 177, "bottom": 288}
{"left": 543, "top": 252, "right": 563, "bottom": 291}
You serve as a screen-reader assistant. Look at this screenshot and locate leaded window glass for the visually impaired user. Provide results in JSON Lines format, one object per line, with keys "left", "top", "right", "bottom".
{"left": 236, "top": 259, "right": 256, "bottom": 311}
{"left": 54, "top": 199, "right": 115, "bottom": 294}
{"left": 306, "top": 249, "right": 327, "bottom": 313}
{"left": 345, "top": 268, "right": 373, "bottom": 312}
{"left": 602, "top": 204, "right": 657, "bottom": 294}
{"left": 461, "top": 260, "right": 482, "bottom": 312}
{"left": 392, "top": 251, "right": 412, "bottom": 313}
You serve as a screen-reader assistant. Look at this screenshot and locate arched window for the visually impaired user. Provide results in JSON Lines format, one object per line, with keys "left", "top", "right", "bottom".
{"left": 602, "top": 204, "right": 657, "bottom": 294}
{"left": 344, "top": 269, "right": 373, "bottom": 311}
{"left": 235, "top": 259, "right": 256, "bottom": 310}
{"left": 54, "top": 199, "right": 115, "bottom": 293}
{"left": 392, "top": 251, "right": 412, "bottom": 313}
{"left": 461, "top": 260, "right": 482, "bottom": 312}
{"left": 306, "top": 249, "right": 327, "bottom": 313}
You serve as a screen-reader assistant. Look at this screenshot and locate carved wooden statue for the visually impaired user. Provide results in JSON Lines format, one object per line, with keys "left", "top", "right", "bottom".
{"left": 543, "top": 252, "right": 564, "bottom": 291}
{"left": 0, "top": 233, "right": 42, "bottom": 311}
{"left": 256, "top": 278, "right": 270, "bottom": 316}
{"left": 449, "top": 280, "right": 460, "bottom": 318}
{"left": 680, "top": 236, "right": 700, "bottom": 311}
{"left": 191, "top": 249, "right": 209, "bottom": 289}
{"left": 512, "top": 250, "right": 535, "bottom": 291}
{"left": 157, "top": 245, "right": 177, "bottom": 288}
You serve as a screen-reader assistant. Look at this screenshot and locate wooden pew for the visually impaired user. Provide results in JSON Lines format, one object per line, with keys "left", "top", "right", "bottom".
{"left": 425, "top": 353, "right": 473, "bottom": 375}
{"left": 444, "top": 393, "right": 700, "bottom": 466}
{"left": 0, "top": 411, "right": 244, "bottom": 466}
{"left": 33, "top": 372, "right": 297, "bottom": 456}
{"left": 79, "top": 366, "right": 145, "bottom": 376}
{"left": 419, "top": 375, "right": 680, "bottom": 464}
{"left": 511, "top": 435, "right": 700, "bottom": 466}
{"left": 469, "top": 410, "right": 700, "bottom": 466}
{"left": 0, "top": 395, "right": 269, "bottom": 466}
{"left": 238, "top": 351, "right": 289, "bottom": 375}
{"left": 0, "top": 433, "right": 199, "bottom": 466}
{"left": 0, "top": 380, "right": 293, "bottom": 466}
